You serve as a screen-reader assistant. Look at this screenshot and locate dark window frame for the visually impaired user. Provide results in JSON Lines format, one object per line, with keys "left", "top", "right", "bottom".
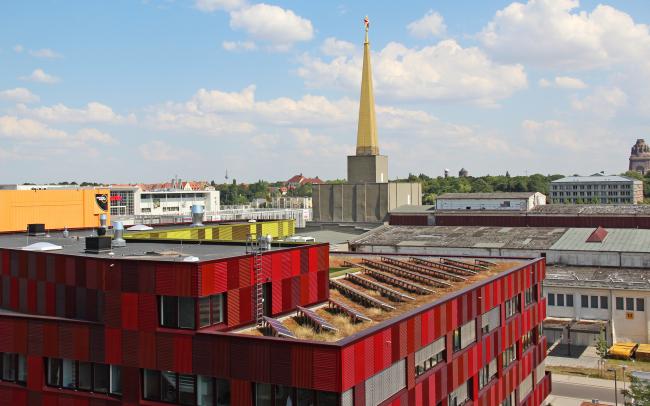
{"left": 142, "top": 369, "right": 231, "bottom": 406}
{"left": 581, "top": 295, "right": 588, "bottom": 308}
{"left": 616, "top": 297, "right": 624, "bottom": 310}
{"left": 159, "top": 296, "right": 196, "bottom": 330}
{"left": 253, "top": 382, "right": 339, "bottom": 406}
{"left": 0, "top": 352, "right": 26, "bottom": 385}
{"left": 591, "top": 296, "right": 599, "bottom": 309}
{"left": 566, "top": 294, "right": 574, "bottom": 307}
{"left": 547, "top": 293, "right": 555, "bottom": 306}
{"left": 637, "top": 298, "right": 645, "bottom": 312}
{"left": 600, "top": 296, "right": 608, "bottom": 309}
{"left": 45, "top": 357, "right": 120, "bottom": 396}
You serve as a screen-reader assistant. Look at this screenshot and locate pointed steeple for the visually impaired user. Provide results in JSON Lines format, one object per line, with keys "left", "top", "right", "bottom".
{"left": 356, "top": 16, "right": 379, "bottom": 156}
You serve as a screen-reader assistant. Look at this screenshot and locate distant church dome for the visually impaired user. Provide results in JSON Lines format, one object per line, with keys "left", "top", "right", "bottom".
{"left": 458, "top": 168, "right": 469, "bottom": 177}
{"left": 629, "top": 139, "right": 650, "bottom": 174}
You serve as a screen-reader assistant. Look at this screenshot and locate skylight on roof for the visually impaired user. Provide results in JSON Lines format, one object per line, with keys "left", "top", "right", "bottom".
{"left": 22, "top": 242, "right": 62, "bottom": 251}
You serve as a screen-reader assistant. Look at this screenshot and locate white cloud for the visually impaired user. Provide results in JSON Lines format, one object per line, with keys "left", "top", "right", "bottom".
{"left": 0, "top": 116, "right": 67, "bottom": 140}
{"left": 17, "top": 102, "right": 135, "bottom": 124}
{"left": 522, "top": 119, "right": 581, "bottom": 150}
{"left": 222, "top": 40, "right": 257, "bottom": 51}
{"left": 298, "top": 39, "right": 527, "bottom": 106}
{"left": 20, "top": 68, "right": 60, "bottom": 84}
{"left": 479, "top": 0, "right": 650, "bottom": 69}
{"left": 407, "top": 10, "right": 447, "bottom": 39}
{"left": 139, "top": 140, "right": 183, "bottom": 161}
{"left": 229, "top": 4, "right": 313, "bottom": 50}
{"left": 571, "top": 86, "right": 627, "bottom": 118}
{"left": 320, "top": 37, "right": 356, "bottom": 57}
{"left": 13, "top": 44, "right": 23, "bottom": 53}
{"left": 195, "top": 0, "right": 245, "bottom": 12}
{"left": 74, "top": 128, "right": 118, "bottom": 145}
{"left": 538, "top": 76, "right": 587, "bottom": 89}
{"left": 29, "top": 48, "right": 63, "bottom": 59}
{"left": 0, "top": 88, "right": 40, "bottom": 104}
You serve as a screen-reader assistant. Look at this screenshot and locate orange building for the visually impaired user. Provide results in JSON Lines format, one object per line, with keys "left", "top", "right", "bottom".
{"left": 0, "top": 188, "right": 110, "bottom": 233}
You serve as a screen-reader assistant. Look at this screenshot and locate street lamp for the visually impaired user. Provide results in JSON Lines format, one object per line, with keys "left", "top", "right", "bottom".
{"left": 607, "top": 368, "right": 618, "bottom": 406}
{"left": 621, "top": 365, "right": 627, "bottom": 404}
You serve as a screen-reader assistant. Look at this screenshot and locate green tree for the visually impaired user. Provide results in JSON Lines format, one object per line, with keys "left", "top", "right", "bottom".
{"left": 622, "top": 375, "right": 650, "bottom": 405}
{"left": 594, "top": 329, "right": 608, "bottom": 375}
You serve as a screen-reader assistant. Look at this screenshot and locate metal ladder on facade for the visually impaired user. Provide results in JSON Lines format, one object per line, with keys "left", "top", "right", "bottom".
{"left": 247, "top": 233, "right": 265, "bottom": 326}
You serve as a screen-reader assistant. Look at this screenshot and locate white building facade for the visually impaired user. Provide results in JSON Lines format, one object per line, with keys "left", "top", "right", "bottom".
{"left": 109, "top": 186, "right": 220, "bottom": 216}
{"left": 550, "top": 174, "right": 643, "bottom": 204}
{"left": 435, "top": 192, "right": 546, "bottom": 211}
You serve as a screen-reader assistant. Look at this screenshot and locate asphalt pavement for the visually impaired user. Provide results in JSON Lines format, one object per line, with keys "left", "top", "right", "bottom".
{"left": 549, "top": 374, "right": 628, "bottom": 405}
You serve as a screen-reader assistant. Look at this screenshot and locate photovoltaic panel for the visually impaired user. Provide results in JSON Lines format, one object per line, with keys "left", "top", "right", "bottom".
{"left": 297, "top": 306, "right": 338, "bottom": 333}
{"left": 327, "top": 299, "right": 372, "bottom": 322}
{"left": 262, "top": 316, "right": 296, "bottom": 339}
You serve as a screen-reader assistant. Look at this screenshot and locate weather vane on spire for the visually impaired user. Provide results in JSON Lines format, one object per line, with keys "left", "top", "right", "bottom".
{"left": 364, "top": 15, "right": 370, "bottom": 32}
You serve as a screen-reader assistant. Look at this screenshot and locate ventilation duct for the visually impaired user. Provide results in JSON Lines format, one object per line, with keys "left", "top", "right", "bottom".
{"left": 97, "top": 214, "right": 108, "bottom": 236}
{"left": 112, "top": 221, "right": 126, "bottom": 248}
{"left": 27, "top": 223, "right": 46, "bottom": 236}
{"left": 190, "top": 205, "right": 204, "bottom": 227}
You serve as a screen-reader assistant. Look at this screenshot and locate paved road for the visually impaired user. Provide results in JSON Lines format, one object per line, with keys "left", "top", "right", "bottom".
{"left": 552, "top": 381, "right": 625, "bottom": 404}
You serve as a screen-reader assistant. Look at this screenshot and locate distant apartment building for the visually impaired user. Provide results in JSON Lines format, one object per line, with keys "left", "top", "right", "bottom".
{"left": 270, "top": 196, "right": 312, "bottom": 209}
{"left": 109, "top": 185, "right": 220, "bottom": 216}
{"left": 435, "top": 192, "right": 546, "bottom": 211}
{"left": 550, "top": 175, "right": 643, "bottom": 204}
{"left": 285, "top": 174, "right": 323, "bottom": 190}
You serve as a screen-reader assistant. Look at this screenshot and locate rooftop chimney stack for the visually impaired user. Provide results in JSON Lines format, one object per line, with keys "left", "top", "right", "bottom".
{"left": 97, "top": 214, "right": 108, "bottom": 236}
{"left": 191, "top": 205, "right": 204, "bottom": 227}
{"left": 112, "top": 221, "right": 126, "bottom": 247}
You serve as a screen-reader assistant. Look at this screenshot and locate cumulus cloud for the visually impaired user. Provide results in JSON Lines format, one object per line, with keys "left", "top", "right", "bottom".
{"left": 139, "top": 140, "right": 183, "bottom": 161}
{"left": 222, "top": 40, "right": 257, "bottom": 51}
{"left": 17, "top": 101, "right": 135, "bottom": 124}
{"left": 0, "top": 88, "right": 40, "bottom": 104}
{"left": 230, "top": 4, "right": 313, "bottom": 50}
{"left": 298, "top": 39, "right": 527, "bottom": 106}
{"left": 571, "top": 86, "right": 627, "bottom": 118}
{"left": 479, "top": 0, "right": 650, "bottom": 69}
{"left": 20, "top": 68, "right": 60, "bottom": 84}
{"left": 407, "top": 10, "right": 447, "bottom": 38}
{"left": 0, "top": 116, "right": 67, "bottom": 140}
{"left": 29, "top": 48, "right": 63, "bottom": 59}
{"left": 74, "top": 128, "right": 118, "bottom": 145}
{"left": 195, "top": 0, "right": 245, "bottom": 12}
{"left": 538, "top": 76, "right": 588, "bottom": 89}
{"left": 320, "top": 37, "right": 355, "bottom": 57}
{"left": 522, "top": 119, "right": 581, "bottom": 150}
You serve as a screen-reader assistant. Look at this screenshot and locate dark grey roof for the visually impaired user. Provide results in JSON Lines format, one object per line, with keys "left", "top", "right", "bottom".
{"left": 389, "top": 204, "right": 435, "bottom": 214}
{"left": 437, "top": 192, "right": 538, "bottom": 200}
{"left": 531, "top": 204, "right": 650, "bottom": 216}
{"left": 0, "top": 229, "right": 300, "bottom": 263}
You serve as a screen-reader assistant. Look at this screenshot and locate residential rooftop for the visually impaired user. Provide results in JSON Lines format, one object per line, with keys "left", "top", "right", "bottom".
{"left": 546, "top": 265, "right": 650, "bottom": 290}
{"left": 351, "top": 225, "right": 567, "bottom": 250}
{"left": 549, "top": 227, "right": 650, "bottom": 253}
{"left": 233, "top": 253, "right": 528, "bottom": 342}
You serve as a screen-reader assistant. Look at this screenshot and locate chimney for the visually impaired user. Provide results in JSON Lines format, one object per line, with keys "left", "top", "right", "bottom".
{"left": 190, "top": 204, "right": 204, "bottom": 227}
{"left": 97, "top": 214, "right": 108, "bottom": 236}
{"left": 112, "top": 221, "right": 126, "bottom": 247}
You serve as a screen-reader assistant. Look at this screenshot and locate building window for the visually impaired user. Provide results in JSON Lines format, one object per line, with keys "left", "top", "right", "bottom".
{"left": 567, "top": 294, "right": 574, "bottom": 307}
{"left": 198, "top": 294, "right": 225, "bottom": 328}
{"left": 415, "top": 337, "right": 445, "bottom": 376}
{"left": 637, "top": 298, "right": 645, "bottom": 312}
{"left": 254, "top": 383, "right": 338, "bottom": 406}
{"left": 600, "top": 296, "right": 608, "bottom": 309}
{"left": 557, "top": 294, "right": 564, "bottom": 307}
{"left": 591, "top": 296, "right": 599, "bottom": 308}
{"left": 159, "top": 296, "right": 196, "bottom": 330}
{"left": 481, "top": 306, "right": 500, "bottom": 334}
{"left": 627, "top": 297, "right": 634, "bottom": 311}
{"left": 521, "top": 330, "right": 534, "bottom": 353}
{"left": 144, "top": 369, "right": 230, "bottom": 405}
{"left": 525, "top": 286, "right": 537, "bottom": 306}
{"left": 518, "top": 373, "right": 534, "bottom": 401}
{"left": 478, "top": 358, "right": 497, "bottom": 389}
{"left": 453, "top": 320, "right": 476, "bottom": 352}
{"left": 616, "top": 297, "right": 624, "bottom": 310}
{"left": 46, "top": 358, "right": 120, "bottom": 395}
{"left": 1, "top": 353, "right": 26, "bottom": 385}
{"left": 501, "top": 391, "right": 516, "bottom": 406}
{"left": 548, "top": 293, "right": 555, "bottom": 306}
{"left": 505, "top": 295, "right": 520, "bottom": 319}
{"left": 503, "top": 344, "right": 516, "bottom": 369}
{"left": 581, "top": 295, "right": 588, "bottom": 308}
{"left": 448, "top": 379, "right": 472, "bottom": 406}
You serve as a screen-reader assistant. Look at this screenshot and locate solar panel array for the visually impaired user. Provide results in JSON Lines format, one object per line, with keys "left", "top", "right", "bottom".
{"left": 262, "top": 316, "right": 296, "bottom": 339}
{"left": 476, "top": 259, "right": 498, "bottom": 267}
{"left": 361, "top": 258, "right": 451, "bottom": 288}
{"left": 344, "top": 261, "right": 433, "bottom": 295}
{"left": 383, "top": 257, "right": 467, "bottom": 282}
{"left": 297, "top": 306, "right": 338, "bottom": 333}
{"left": 441, "top": 257, "right": 487, "bottom": 272}
{"left": 410, "top": 257, "right": 477, "bottom": 276}
{"left": 345, "top": 272, "right": 415, "bottom": 302}
{"left": 328, "top": 299, "right": 372, "bottom": 322}
{"left": 330, "top": 279, "right": 396, "bottom": 311}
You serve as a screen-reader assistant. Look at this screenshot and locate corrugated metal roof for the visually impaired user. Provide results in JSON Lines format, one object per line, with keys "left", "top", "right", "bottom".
{"left": 437, "top": 192, "right": 537, "bottom": 199}
{"left": 551, "top": 175, "right": 639, "bottom": 183}
{"left": 390, "top": 204, "right": 435, "bottom": 213}
{"left": 550, "top": 228, "right": 650, "bottom": 252}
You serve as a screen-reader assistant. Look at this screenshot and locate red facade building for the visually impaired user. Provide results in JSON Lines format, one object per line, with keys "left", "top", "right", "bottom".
{"left": 0, "top": 234, "right": 550, "bottom": 406}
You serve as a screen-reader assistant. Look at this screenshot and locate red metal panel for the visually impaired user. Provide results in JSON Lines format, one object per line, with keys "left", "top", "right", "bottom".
{"left": 299, "top": 274, "right": 309, "bottom": 305}
{"left": 227, "top": 260, "right": 239, "bottom": 290}
{"left": 104, "top": 291, "right": 121, "bottom": 328}
{"left": 121, "top": 330, "right": 139, "bottom": 368}
{"left": 312, "top": 346, "right": 339, "bottom": 392}
{"left": 238, "top": 286, "right": 253, "bottom": 325}
{"left": 272, "top": 277, "right": 283, "bottom": 315}
{"left": 156, "top": 334, "right": 174, "bottom": 371}
{"left": 121, "top": 293, "right": 138, "bottom": 330}
{"left": 291, "top": 276, "right": 300, "bottom": 309}
{"left": 239, "top": 257, "right": 252, "bottom": 288}
{"left": 138, "top": 293, "right": 157, "bottom": 332}
{"left": 293, "top": 345, "right": 313, "bottom": 388}
{"left": 270, "top": 344, "right": 292, "bottom": 386}
{"left": 104, "top": 327, "right": 122, "bottom": 365}
{"left": 73, "top": 325, "right": 89, "bottom": 361}
{"left": 155, "top": 264, "right": 176, "bottom": 295}
{"left": 231, "top": 379, "right": 253, "bottom": 406}
{"left": 227, "top": 288, "right": 240, "bottom": 327}
{"left": 174, "top": 335, "right": 193, "bottom": 373}
{"left": 139, "top": 331, "right": 157, "bottom": 369}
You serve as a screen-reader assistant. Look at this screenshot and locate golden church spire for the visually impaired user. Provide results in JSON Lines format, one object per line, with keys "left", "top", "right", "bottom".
{"left": 356, "top": 16, "right": 379, "bottom": 156}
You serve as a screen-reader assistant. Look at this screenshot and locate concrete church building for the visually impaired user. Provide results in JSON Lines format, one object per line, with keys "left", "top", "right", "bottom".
{"left": 313, "top": 22, "right": 421, "bottom": 223}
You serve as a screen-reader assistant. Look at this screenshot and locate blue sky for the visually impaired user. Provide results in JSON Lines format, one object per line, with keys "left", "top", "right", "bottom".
{"left": 2, "top": 0, "right": 650, "bottom": 183}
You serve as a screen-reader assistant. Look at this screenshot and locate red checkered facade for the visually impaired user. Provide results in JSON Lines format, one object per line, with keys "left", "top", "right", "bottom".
{"left": 0, "top": 243, "right": 550, "bottom": 406}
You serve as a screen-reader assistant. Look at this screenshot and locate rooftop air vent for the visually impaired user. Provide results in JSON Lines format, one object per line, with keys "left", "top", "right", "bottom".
{"left": 22, "top": 242, "right": 62, "bottom": 251}
{"left": 85, "top": 236, "right": 112, "bottom": 253}
{"left": 190, "top": 204, "right": 204, "bottom": 227}
{"left": 112, "top": 221, "right": 126, "bottom": 248}
{"left": 27, "top": 223, "right": 46, "bottom": 236}
{"left": 127, "top": 224, "right": 154, "bottom": 231}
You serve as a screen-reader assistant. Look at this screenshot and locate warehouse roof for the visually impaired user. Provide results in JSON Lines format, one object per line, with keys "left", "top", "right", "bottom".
{"left": 437, "top": 192, "right": 538, "bottom": 200}
{"left": 551, "top": 175, "right": 640, "bottom": 183}
{"left": 530, "top": 204, "right": 650, "bottom": 216}
{"left": 389, "top": 204, "right": 435, "bottom": 214}
{"left": 550, "top": 227, "right": 650, "bottom": 252}
{"left": 351, "top": 225, "right": 566, "bottom": 250}
{"left": 546, "top": 265, "right": 650, "bottom": 290}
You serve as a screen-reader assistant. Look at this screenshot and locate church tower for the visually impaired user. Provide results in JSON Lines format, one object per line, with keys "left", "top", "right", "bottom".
{"left": 630, "top": 139, "right": 650, "bottom": 174}
{"left": 347, "top": 17, "right": 389, "bottom": 184}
